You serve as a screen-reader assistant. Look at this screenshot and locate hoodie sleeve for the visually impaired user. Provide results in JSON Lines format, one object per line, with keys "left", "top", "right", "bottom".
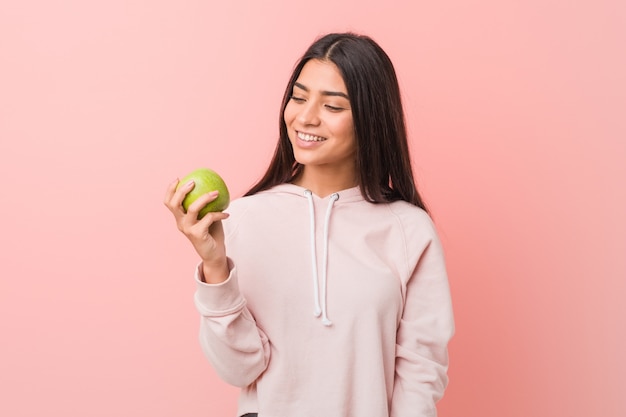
{"left": 390, "top": 220, "right": 455, "bottom": 417}
{"left": 193, "top": 260, "right": 271, "bottom": 388}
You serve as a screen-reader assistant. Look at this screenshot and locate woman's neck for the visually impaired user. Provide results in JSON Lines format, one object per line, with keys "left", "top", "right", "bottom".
{"left": 292, "top": 166, "right": 358, "bottom": 198}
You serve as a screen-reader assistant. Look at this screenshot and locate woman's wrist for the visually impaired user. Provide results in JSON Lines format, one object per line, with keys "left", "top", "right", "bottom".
{"left": 201, "top": 259, "right": 229, "bottom": 284}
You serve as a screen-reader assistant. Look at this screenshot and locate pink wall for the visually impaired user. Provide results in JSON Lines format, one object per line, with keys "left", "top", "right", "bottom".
{"left": 1, "top": 1, "right": 624, "bottom": 416}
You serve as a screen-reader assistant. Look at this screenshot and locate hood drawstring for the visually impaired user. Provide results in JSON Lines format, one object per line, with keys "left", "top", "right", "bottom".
{"left": 304, "top": 190, "right": 339, "bottom": 327}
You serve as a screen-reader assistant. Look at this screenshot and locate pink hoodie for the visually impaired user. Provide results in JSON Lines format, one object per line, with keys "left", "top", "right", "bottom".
{"left": 194, "top": 184, "right": 454, "bottom": 417}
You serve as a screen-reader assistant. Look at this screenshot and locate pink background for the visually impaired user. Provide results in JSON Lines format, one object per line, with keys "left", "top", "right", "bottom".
{"left": 1, "top": 1, "right": 624, "bottom": 416}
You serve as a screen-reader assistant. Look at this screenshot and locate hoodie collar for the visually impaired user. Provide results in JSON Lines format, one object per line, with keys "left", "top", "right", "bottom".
{"left": 267, "top": 183, "right": 364, "bottom": 203}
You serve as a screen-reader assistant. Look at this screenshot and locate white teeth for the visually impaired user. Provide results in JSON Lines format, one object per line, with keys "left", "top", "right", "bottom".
{"left": 298, "top": 132, "right": 326, "bottom": 142}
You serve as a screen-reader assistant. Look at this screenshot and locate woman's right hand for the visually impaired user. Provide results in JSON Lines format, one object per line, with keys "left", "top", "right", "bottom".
{"left": 163, "top": 178, "right": 230, "bottom": 283}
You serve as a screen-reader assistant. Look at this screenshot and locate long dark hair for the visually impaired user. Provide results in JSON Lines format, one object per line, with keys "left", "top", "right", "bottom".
{"left": 245, "top": 32, "right": 428, "bottom": 211}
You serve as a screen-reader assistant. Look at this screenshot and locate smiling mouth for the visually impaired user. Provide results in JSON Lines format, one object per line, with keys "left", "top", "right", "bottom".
{"left": 297, "top": 131, "right": 327, "bottom": 142}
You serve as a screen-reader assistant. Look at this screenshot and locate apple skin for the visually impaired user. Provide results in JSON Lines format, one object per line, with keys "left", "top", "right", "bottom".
{"left": 176, "top": 168, "right": 230, "bottom": 219}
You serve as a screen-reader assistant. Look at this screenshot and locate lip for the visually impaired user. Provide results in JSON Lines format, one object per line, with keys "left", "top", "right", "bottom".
{"left": 294, "top": 130, "right": 327, "bottom": 148}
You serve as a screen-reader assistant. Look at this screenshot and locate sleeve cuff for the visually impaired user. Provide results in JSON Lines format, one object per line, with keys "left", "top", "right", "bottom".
{"left": 194, "top": 258, "right": 246, "bottom": 315}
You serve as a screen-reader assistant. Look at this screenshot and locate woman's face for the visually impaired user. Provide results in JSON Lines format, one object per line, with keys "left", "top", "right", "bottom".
{"left": 284, "top": 59, "right": 356, "bottom": 175}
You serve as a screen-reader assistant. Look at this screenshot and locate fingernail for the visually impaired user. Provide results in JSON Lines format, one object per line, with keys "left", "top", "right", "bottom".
{"left": 186, "top": 180, "right": 195, "bottom": 187}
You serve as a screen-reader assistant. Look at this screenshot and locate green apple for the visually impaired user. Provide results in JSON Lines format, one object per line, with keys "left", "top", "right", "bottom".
{"left": 177, "top": 168, "right": 230, "bottom": 219}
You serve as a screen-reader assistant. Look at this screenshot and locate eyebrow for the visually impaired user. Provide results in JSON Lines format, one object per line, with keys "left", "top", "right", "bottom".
{"left": 294, "top": 82, "right": 350, "bottom": 100}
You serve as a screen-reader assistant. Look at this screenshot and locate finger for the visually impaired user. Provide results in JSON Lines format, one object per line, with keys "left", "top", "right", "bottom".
{"left": 170, "top": 179, "right": 196, "bottom": 212}
{"left": 187, "top": 212, "right": 229, "bottom": 242}
{"left": 186, "top": 190, "right": 230, "bottom": 221}
{"left": 178, "top": 191, "right": 226, "bottom": 232}
{"left": 163, "top": 178, "right": 180, "bottom": 207}
{"left": 187, "top": 191, "right": 219, "bottom": 216}
{"left": 199, "top": 211, "right": 230, "bottom": 228}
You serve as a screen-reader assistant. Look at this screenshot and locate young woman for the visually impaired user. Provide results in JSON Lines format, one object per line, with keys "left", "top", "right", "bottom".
{"left": 164, "top": 32, "right": 454, "bottom": 417}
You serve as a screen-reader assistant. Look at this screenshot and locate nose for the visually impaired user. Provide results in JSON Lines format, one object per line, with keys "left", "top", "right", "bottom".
{"left": 297, "top": 101, "right": 321, "bottom": 126}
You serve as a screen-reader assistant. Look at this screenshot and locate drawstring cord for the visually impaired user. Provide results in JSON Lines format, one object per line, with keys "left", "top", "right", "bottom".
{"left": 305, "top": 190, "right": 339, "bottom": 326}
{"left": 320, "top": 193, "right": 339, "bottom": 326}
{"left": 305, "top": 190, "right": 322, "bottom": 318}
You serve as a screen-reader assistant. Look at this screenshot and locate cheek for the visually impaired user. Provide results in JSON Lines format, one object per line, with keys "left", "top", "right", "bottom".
{"left": 336, "top": 118, "right": 355, "bottom": 143}
{"left": 283, "top": 103, "right": 296, "bottom": 125}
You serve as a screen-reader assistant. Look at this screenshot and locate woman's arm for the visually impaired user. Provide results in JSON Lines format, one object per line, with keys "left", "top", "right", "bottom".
{"left": 165, "top": 179, "right": 270, "bottom": 386}
{"left": 194, "top": 261, "right": 271, "bottom": 387}
{"left": 390, "top": 222, "right": 455, "bottom": 417}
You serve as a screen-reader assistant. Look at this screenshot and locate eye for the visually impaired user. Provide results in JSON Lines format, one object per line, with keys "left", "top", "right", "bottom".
{"left": 290, "top": 96, "right": 306, "bottom": 103}
{"left": 325, "top": 104, "right": 345, "bottom": 112}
